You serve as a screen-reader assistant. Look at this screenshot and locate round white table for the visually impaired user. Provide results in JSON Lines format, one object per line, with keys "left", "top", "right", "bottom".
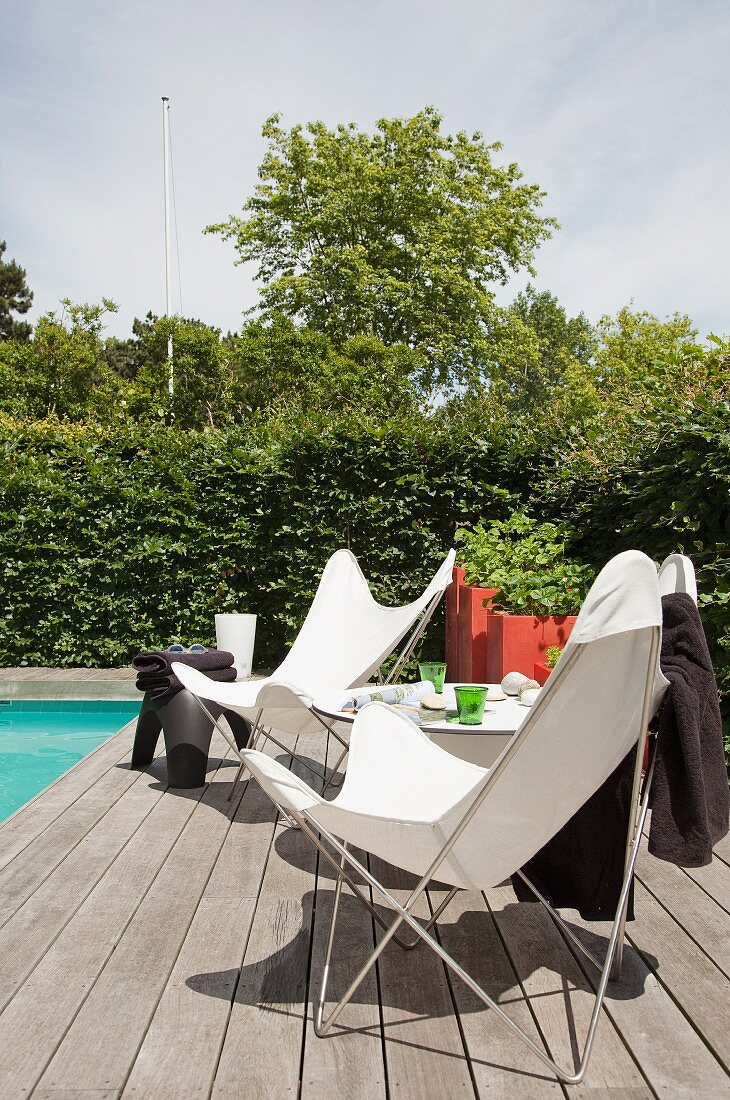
{"left": 313, "top": 683, "right": 529, "bottom": 770}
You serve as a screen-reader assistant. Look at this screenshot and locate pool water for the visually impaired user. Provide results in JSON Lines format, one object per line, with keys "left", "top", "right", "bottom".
{"left": 0, "top": 700, "right": 140, "bottom": 822}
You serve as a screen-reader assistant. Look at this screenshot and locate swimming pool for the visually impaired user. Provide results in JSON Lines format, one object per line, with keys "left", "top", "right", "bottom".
{"left": 0, "top": 700, "right": 140, "bottom": 822}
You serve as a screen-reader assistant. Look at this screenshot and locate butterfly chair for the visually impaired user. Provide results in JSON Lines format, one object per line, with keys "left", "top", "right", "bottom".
{"left": 173, "top": 547, "right": 455, "bottom": 798}
{"left": 658, "top": 552, "right": 697, "bottom": 603}
{"left": 236, "top": 550, "right": 669, "bottom": 1084}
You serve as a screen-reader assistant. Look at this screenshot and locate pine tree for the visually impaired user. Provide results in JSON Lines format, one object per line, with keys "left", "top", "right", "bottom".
{"left": 0, "top": 240, "right": 33, "bottom": 341}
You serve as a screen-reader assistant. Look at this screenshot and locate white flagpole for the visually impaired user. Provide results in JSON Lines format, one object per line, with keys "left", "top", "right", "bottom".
{"left": 162, "top": 96, "right": 173, "bottom": 395}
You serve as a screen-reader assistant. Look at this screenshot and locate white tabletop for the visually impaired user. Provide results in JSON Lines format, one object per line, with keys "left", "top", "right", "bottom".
{"left": 313, "top": 684, "right": 528, "bottom": 769}
{"left": 313, "top": 684, "right": 528, "bottom": 735}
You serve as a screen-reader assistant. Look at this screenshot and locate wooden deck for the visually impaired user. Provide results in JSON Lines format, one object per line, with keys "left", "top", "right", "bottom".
{"left": 0, "top": 681, "right": 728, "bottom": 1097}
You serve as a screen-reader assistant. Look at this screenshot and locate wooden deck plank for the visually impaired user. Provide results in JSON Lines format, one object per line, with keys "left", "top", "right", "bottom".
{"left": 430, "top": 885, "right": 563, "bottom": 1098}
{"left": 712, "top": 831, "right": 730, "bottom": 866}
{"left": 485, "top": 884, "right": 651, "bottom": 1096}
{"left": 0, "top": 668, "right": 45, "bottom": 680}
{"left": 562, "top": 909, "right": 730, "bottom": 1098}
{"left": 0, "top": 723, "right": 136, "bottom": 871}
{"left": 32, "top": 1091, "right": 117, "bottom": 1099}
{"left": 35, "top": 753, "right": 240, "bottom": 1095}
{"left": 0, "top": 667, "right": 136, "bottom": 679}
{"left": 643, "top": 816, "right": 730, "bottom": 910}
{"left": 372, "top": 862, "right": 475, "bottom": 1100}
{"left": 300, "top": 857, "right": 387, "bottom": 1100}
{"left": 210, "top": 730, "right": 322, "bottom": 1099}
{"left": 0, "top": 744, "right": 152, "bottom": 929}
{"left": 0, "top": 756, "right": 168, "bottom": 1014}
{"left": 681, "top": 857, "right": 730, "bottom": 915}
{"left": 627, "top": 881, "right": 730, "bottom": 1071}
{"left": 0, "top": 757, "right": 223, "bottom": 1098}
{"left": 120, "top": 776, "right": 279, "bottom": 1100}
{"left": 0, "top": 667, "right": 135, "bottom": 682}
{"left": 300, "top": 733, "right": 385, "bottom": 1100}
{"left": 636, "top": 849, "right": 730, "bottom": 978}
{"left": 125, "top": 895, "right": 257, "bottom": 1100}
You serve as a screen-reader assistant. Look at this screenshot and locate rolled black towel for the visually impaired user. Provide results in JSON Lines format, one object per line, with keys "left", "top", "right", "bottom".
{"left": 132, "top": 648, "right": 235, "bottom": 676}
{"left": 136, "top": 664, "right": 238, "bottom": 701}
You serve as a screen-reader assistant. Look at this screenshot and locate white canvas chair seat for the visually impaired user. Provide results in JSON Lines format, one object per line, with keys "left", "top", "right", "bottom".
{"left": 658, "top": 552, "right": 698, "bottom": 603}
{"left": 173, "top": 547, "right": 455, "bottom": 791}
{"left": 236, "top": 550, "right": 669, "bottom": 1084}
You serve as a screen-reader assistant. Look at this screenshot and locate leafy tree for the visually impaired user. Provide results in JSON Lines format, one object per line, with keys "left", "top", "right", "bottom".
{"left": 102, "top": 314, "right": 157, "bottom": 380}
{"left": 132, "top": 316, "right": 235, "bottom": 430}
{"left": 0, "top": 240, "right": 33, "bottom": 341}
{"left": 321, "top": 334, "right": 421, "bottom": 422}
{"left": 439, "top": 288, "right": 600, "bottom": 450}
{"left": 483, "top": 286, "right": 599, "bottom": 420}
{"left": 208, "top": 108, "right": 556, "bottom": 390}
{"left": 228, "top": 316, "right": 422, "bottom": 423}
{"left": 0, "top": 298, "right": 123, "bottom": 420}
{"left": 541, "top": 309, "right": 730, "bottom": 498}
{"left": 594, "top": 306, "right": 700, "bottom": 389}
{"left": 508, "top": 286, "right": 596, "bottom": 389}
{"left": 227, "top": 316, "right": 337, "bottom": 413}
{"left": 570, "top": 307, "right": 722, "bottom": 467}
{"left": 102, "top": 336, "right": 139, "bottom": 380}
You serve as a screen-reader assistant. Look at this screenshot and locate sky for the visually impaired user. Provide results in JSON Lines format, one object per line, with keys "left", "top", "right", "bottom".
{"left": 2, "top": 0, "right": 728, "bottom": 340}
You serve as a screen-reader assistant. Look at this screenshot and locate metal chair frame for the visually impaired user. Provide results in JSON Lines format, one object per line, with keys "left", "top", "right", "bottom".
{"left": 289, "top": 627, "right": 660, "bottom": 1085}
{"left": 380, "top": 588, "right": 445, "bottom": 686}
{"left": 188, "top": 581, "right": 449, "bottom": 802}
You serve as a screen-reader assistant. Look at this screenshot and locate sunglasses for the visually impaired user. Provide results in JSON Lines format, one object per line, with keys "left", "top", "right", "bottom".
{"left": 165, "top": 644, "right": 208, "bottom": 654}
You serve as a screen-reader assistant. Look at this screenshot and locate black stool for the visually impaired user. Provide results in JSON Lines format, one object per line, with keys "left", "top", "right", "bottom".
{"left": 131, "top": 688, "right": 251, "bottom": 788}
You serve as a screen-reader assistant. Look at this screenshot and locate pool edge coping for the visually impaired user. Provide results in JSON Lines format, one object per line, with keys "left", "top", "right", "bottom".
{"left": 0, "top": 679, "right": 139, "bottom": 702}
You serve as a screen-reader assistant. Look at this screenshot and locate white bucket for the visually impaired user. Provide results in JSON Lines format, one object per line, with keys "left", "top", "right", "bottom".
{"left": 215, "top": 613, "right": 257, "bottom": 679}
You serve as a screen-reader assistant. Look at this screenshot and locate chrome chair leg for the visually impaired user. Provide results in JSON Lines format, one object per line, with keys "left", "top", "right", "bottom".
{"left": 298, "top": 783, "right": 651, "bottom": 1085}
{"left": 226, "top": 708, "right": 264, "bottom": 801}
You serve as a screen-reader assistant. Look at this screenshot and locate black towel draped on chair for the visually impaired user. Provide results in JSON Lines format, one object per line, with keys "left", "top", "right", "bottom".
{"left": 513, "top": 592, "right": 729, "bottom": 920}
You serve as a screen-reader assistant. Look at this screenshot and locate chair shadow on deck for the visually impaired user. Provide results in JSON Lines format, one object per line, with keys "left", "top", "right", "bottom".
{"left": 270, "top": 820, "right": 659, "bottom": 986}
{"left": 137, "top": 750, "right": 656, "bottom": 1026}
{"left": 185, "top": 818, "right": 658, "bottom": 1079}
{"left": 186, "top": 819, "right": 656, "bottom": 1013}
{"left": 127, "top": 752, "right": 659, "bottom": 1019}
{"left": 117, "top": 750, "right": 345, "bottom": 823}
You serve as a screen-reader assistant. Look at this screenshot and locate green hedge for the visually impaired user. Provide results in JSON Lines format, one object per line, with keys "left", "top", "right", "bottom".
{"left": 538, "top": 395, "right": 730, "bottom": 739}
{"left": 0, "top": 419, "right": 521, "bottom": 669}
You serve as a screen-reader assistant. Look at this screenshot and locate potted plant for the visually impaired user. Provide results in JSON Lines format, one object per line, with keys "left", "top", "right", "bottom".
{"left": 534, "top": 644, "right": 563, "bottom": 685}
{"left": 446, "top": 511, "right": 594, "bottom": 682}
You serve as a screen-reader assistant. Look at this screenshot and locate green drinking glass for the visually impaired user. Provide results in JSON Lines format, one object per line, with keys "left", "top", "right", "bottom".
{"left": 454, "top": 685, "right": 488, "bottom": 725}
{"left": 418, "top": 661, "right": 447, "bottom": 693}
